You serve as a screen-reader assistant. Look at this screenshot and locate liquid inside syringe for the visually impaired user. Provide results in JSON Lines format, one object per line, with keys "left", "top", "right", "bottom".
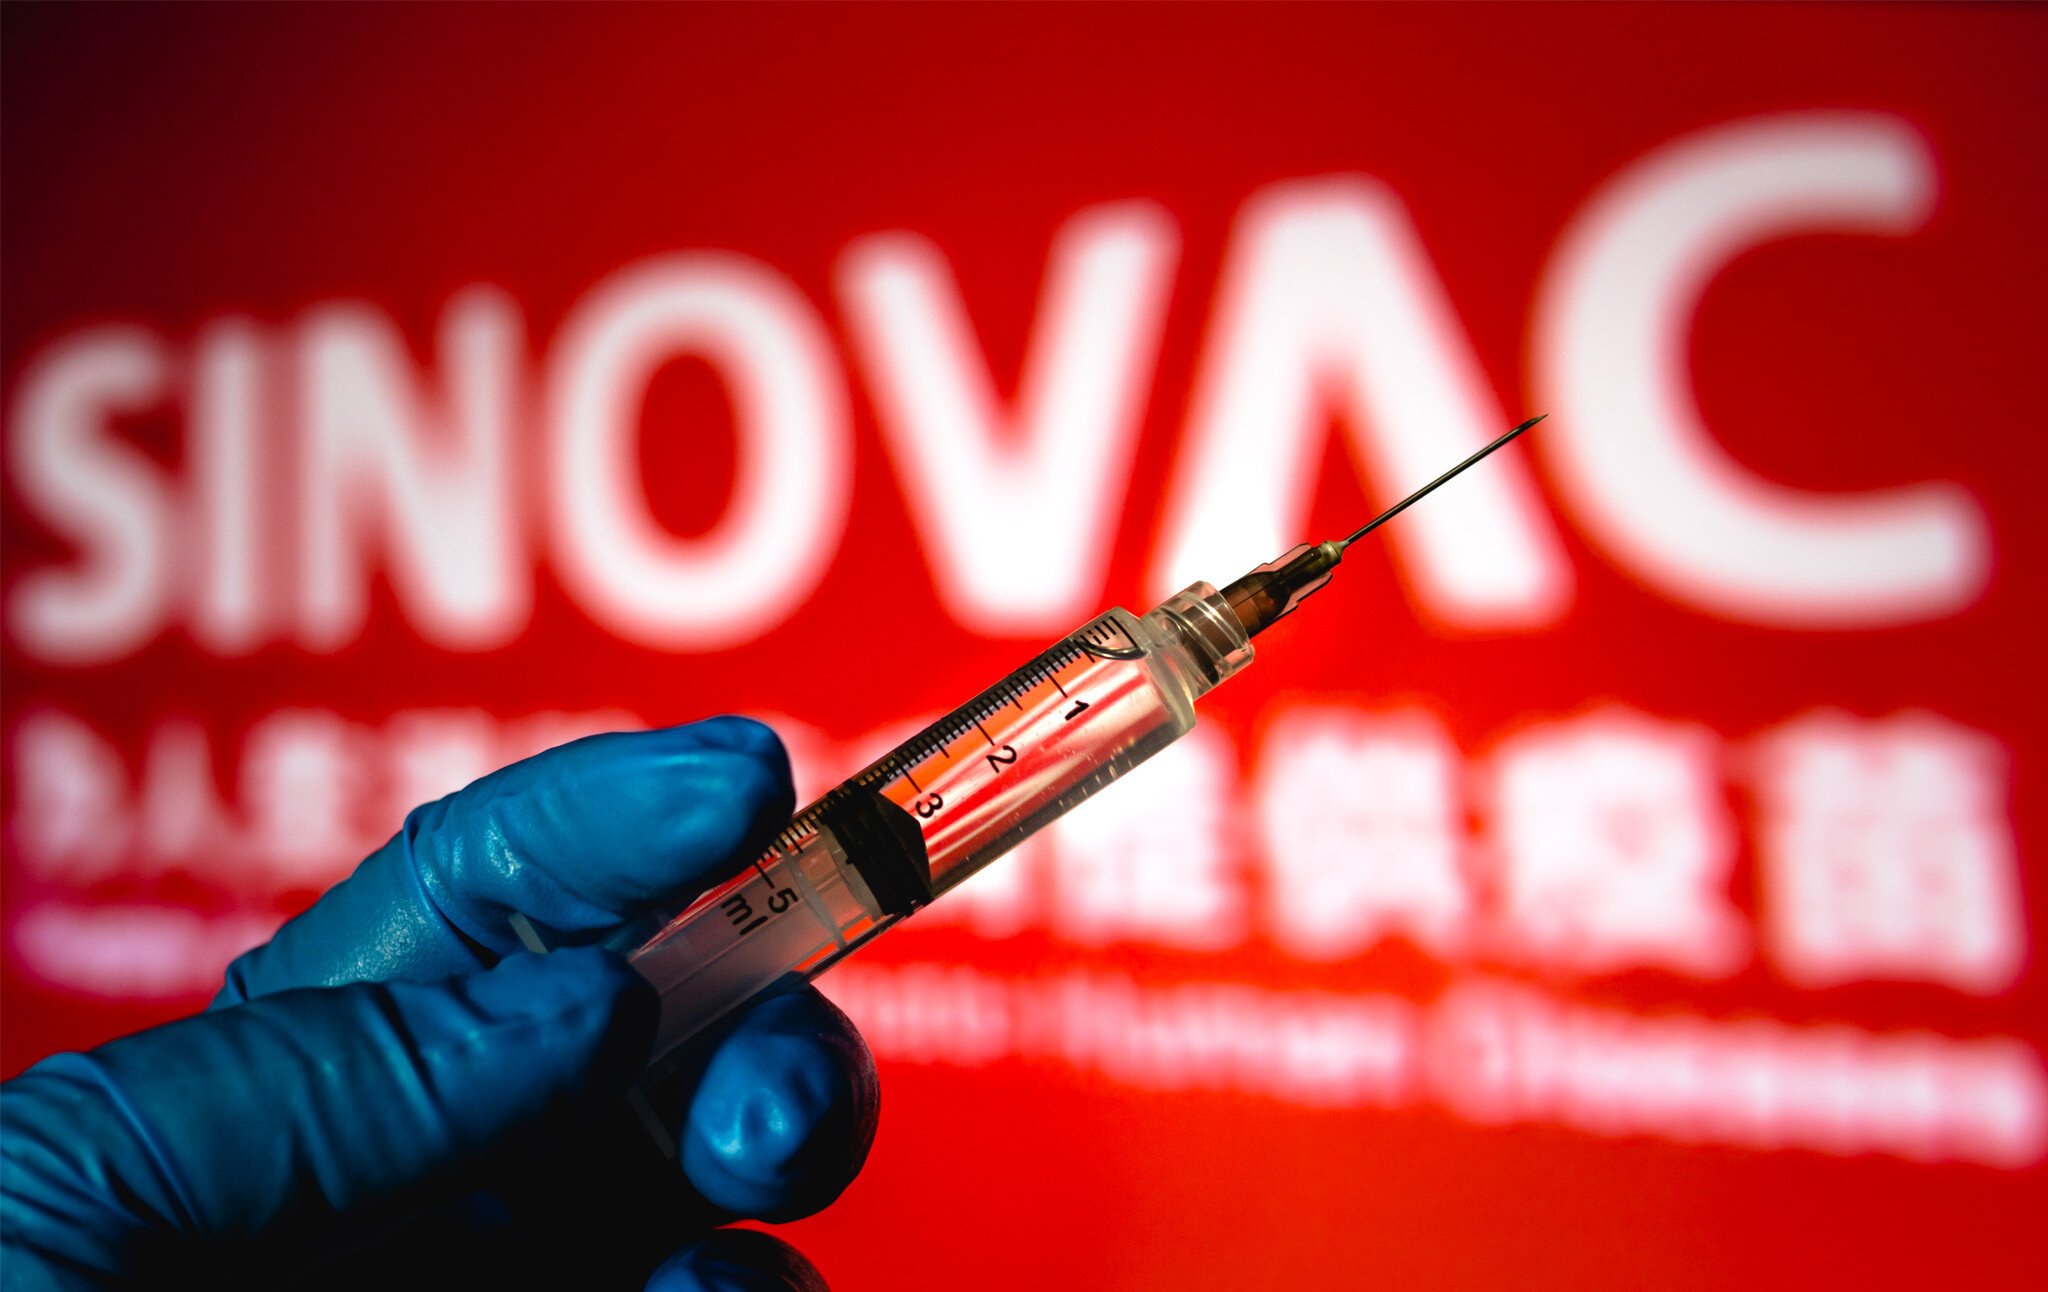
{"left": 535, "top": 416, "right": 1542, "bottom": 1150}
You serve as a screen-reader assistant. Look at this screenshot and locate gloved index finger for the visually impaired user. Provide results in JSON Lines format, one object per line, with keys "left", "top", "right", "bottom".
{"left": 216, "top": 717, "right": 795, "bottom": 1005}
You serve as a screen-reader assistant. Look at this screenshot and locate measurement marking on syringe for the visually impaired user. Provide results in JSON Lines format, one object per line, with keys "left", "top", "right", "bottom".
{"left": 722, "top": 891, "right": 770, "bottom": 936}
{"left": 617, "top": 417, "right": 1540, "bottom": 1094}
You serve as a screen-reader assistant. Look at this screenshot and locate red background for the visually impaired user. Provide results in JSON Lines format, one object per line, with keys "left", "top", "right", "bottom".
{"left": 4, "top": 4, "right": 2045, "bottom": 1288}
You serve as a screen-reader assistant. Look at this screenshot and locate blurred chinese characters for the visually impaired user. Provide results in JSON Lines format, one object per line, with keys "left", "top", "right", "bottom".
{"left": 11, "top": 701, "right": 2035, "bottom": 1170}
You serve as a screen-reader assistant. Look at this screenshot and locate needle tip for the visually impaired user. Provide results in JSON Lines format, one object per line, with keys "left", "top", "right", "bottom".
{"left": 1335, "top": 415, "right": 1547, "bottom": 550}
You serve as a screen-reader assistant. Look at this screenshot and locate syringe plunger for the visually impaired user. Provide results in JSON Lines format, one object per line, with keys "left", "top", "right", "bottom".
{"left": 590, "top": 414, "right": 1543, "bottom": 1153}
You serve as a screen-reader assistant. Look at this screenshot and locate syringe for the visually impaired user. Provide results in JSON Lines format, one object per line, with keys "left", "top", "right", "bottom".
{"left": 575, "top": 415, "right": 1542, "bottom": 1150}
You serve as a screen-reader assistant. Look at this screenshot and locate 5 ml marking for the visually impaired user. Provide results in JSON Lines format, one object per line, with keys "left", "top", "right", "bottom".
{"left": 722, "top": 882, "right": 798, "bottom": 936}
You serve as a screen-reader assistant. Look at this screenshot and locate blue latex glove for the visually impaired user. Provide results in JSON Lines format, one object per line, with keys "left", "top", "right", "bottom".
{"left": 1, "top": 718, "right": 872, "bottom": 1290}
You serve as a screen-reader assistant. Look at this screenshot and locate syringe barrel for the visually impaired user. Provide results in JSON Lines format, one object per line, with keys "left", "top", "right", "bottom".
{"left": 913, "top": 581, "right": 1252, "bottom": 904}
{"left": 614, "top": 584, "right": 1252, "bottom": 1143}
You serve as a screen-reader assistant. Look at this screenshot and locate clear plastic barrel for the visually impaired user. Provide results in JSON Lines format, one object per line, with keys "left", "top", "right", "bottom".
{"left": 616, "top": 583, "right": 1252, "bottom": 1141}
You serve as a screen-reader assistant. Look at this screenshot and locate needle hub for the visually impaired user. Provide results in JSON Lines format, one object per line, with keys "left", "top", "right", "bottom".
{"left": 1220, "top": 415, "right": 1545, "bottom": 637}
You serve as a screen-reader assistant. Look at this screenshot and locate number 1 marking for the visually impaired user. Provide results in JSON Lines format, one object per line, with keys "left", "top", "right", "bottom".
{"left": 1064, "top": 700, "right": 1091, "bottom": 721}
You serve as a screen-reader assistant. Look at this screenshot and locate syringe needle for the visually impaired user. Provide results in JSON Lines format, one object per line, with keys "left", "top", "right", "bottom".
{"left": 1220, "top": 415, "right": 1546, "bottom": 638}
{"left": 1337, "top": 414, "right": 1545, "bottom": 550}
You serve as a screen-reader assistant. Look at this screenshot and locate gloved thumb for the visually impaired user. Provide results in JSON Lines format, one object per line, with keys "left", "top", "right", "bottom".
{"left": 0, "top": 948, "right": 654, "bottom": 1282}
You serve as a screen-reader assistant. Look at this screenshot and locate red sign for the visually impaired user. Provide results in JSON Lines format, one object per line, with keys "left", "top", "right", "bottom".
{"left": 5, "top": 5, "right": 2045, "bottom": 1287}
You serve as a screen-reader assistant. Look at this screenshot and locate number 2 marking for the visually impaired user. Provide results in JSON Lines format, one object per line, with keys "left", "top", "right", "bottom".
{"left": 985, "top": 744, "right": 1018, "bottom": 772}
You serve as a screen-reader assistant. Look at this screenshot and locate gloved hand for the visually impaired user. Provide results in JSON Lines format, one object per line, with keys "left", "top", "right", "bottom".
{"left": 0, "top": 717, "right": 874, "bottom": 1290}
